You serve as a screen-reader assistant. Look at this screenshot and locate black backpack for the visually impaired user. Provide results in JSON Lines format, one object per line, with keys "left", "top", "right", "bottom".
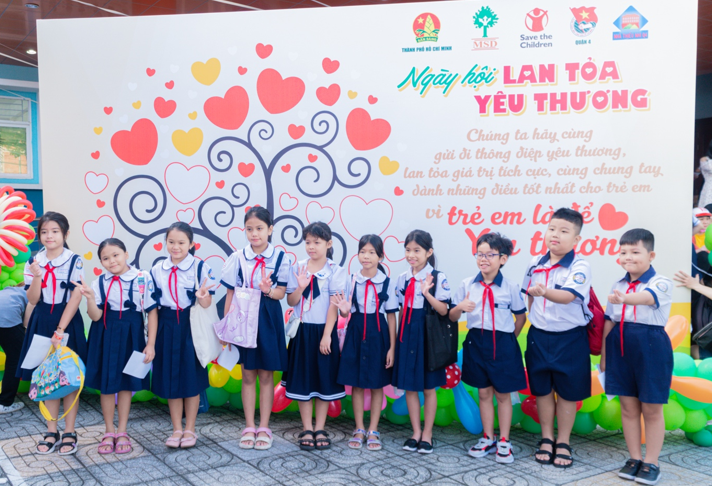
{"left": 424, "top": 270, "right": 458, "bottom": 372}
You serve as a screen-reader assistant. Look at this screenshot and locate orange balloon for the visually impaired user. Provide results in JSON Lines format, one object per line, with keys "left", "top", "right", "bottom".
{"left": 671, "top": 376, "right": 712, "bottom": 403}
{"left": 640, "top": 415, "right": 646, "bottom": 444}
{"left": 591, "top": 370, "right": 604, "bottom": 396}
{"left": 665, "top": 315, "right": 688, "bottom": 350}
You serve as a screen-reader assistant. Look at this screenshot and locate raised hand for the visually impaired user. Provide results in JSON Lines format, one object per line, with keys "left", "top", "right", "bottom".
{"left": 29, "top": 261, "right": 43, "bottom": 278}
{"left": 196, "top": 278, "right": 215, "bottom": 300}
{"left": 258, "top": 265, "right": 274, "bottom": 294}
{"left": 674, "top": 270, "right": 701, "bottom": 290}
{"left": 70, "top": 276, "right": 95, "bottom": 300}
{"left": 330, "top": 291, "right": 352, "bottom": 316}
{"left": 420, "top": 273, "right": 435, "bottom": 294}
{"left": 294, "top": 265, "right": 311, "bottom": 290}
{"left": 608, "top": 289, "right": 626, "bottom": 305}
{"left": 458, "top": 291, "right": 476, "bottom": 313}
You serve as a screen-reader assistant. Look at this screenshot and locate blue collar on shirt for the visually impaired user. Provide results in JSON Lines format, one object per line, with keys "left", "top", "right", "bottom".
{"left": 621, "top": 265, "right": 656, "bottom": 283}
{"left": 474, "top": 271, "right": 503, "bottom": 287}
{"left": 537, "top": 250, "right": 575, "bottom": 268}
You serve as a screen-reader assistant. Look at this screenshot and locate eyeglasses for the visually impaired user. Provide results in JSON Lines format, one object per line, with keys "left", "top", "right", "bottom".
{"left": 475, "top": 252, "right": 502, "bottom": 260}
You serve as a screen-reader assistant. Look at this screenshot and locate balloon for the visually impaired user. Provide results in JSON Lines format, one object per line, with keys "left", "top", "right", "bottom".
{"left": 287, "top": 400, "right": 299, "bottom": 412}
{"left": 17, "top": 380, "right": 29, "bottom": 393}
{"left": 132, "top": 390, "right": 153, "bottom": 402}
{"left": 579, "top": 395, "right": 602, "bottom": 414}
{"left": 0, "top": 270, "right": 8, "bottom": 283}
{"left": 681, "top": 409, "right": 708, "bottom": 433}
{"left": 0, "top": 187, "right": 36, "bottom": 267}
{"left": 272, "top": 383, "right": 291, "bottom": 412}
{"left": 663, "top": 398, "right": 686, "bottom": 431}
{"left": 436, "top": 388, "right": 454, "bottom": 408}
{"left": 1, "top": 280, "right": 17, "bottom": 289}
{"left": 456, "top": 348, "right": 463, "bottom": 368}
{"left": 594, "top": 398, "right": 622, "bottom": 431}
{"left": 328, "top": 400, "right": 342, "bottom": 418}
{"left": 671, "top": 376, "right": 712, "bottom": 404}
{"left": 206, "top": 386, "right": 229, "bottom": 406}
{"left": 665, "top": 316, "right": 688, "bottom": 350}
{"left": 696, "top": 358, "right": 712, "bottom": 380}
{"left": 706, "top": 223, "right": 712, "bottom": 252}
{"left": 519, "top": 368, "right": 531, "bottom": 396}
{"left": 343, "top": 395, "right": 355, "bottom": 420}
{"left": 385, "top": 403, "right": 410, "bottom": 425}
{"left": 676, "top": 393, "right": 709, "bottom": 411}
{"left": 229, "top": 392, "right": 243, "bottom": 410}
{"left": 510, "top": 403, "right": 524, "bottom": 426}
{"left": 14, "top": 247, "right": 31, "bottom": 264}
{"left": 572, "top": 412, "right": 598, "bottom": 434}
{"left": 434, "top": 407, "right": 454, "bottom": 427}
{"left": 223, "top": 377, "right": 241, "bottom": 394}
{"left": 230, "top": 365, "right": 242, "bottom": 381}
{"left": 453, "top": 383, "right": 482, "bottom": 434}
{"left": 391, "top": 395, "right": 409, "bottom": 416}
{"left": 363, "top": 389, "right": 372, "bottom": 411}
{"left": 157, "top": 397, "right": 168, "bottom": 405}
{"left": 208, "top": 364, "right": 230, "bottom": 388}
{"left": 442, "top": 364, "right": 462, "bottom": 389}
{"left": 448, "top": 402, "right": 459, "bottom": 423}
{"left": 691, "top": 427, "right": 712, "bottom": 447}
{"left": 520, "top": 414, "right": 542, "bottom": 434}
{"left": 590, "top": 370, "right": 605, "bottom": 396}
{"left": 521, "top": 396, "right": 539, "bottom": 423}
{"left": 384, "top": 385, "right": 403, "bottom": 400}
{"left": 9, "top": 267, "right": 23, "bottom": 283}
{"left": 0, "top": 351, "right": 5, "bottom": 370}
{"left": 673, "top": 352, "right": 697, "bottom": 377}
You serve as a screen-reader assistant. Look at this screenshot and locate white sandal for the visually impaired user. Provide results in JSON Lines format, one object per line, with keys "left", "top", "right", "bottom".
{"left": 239, "top": 427, "right": 257, "bottom": 450}
{"left": 254, "top": 427, "right": 273, "bottom": 450}
{"left": 348, "top": 428, "right": 367, "bottom": 449}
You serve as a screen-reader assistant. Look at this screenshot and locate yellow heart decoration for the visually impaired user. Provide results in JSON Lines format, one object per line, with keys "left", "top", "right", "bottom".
{"left": 188, "top": 111, "right": 197, "bottom": 120}
{"left": 83, "top": 252, "right": 93, "bottom": 260}
{"left": 172, "top": 128, "right": 204, "bottom": 156}
{"left": 191, "top": 58, "right": 221, "bottom": 86}
{"left": 347, "top": 90, "right": 358, "bottom": 99}
{"left": 132, "top": 101, "right": 141, "bottom": 109}
{"left": 93, "top": 127, "right": 103, "bottom": 135}
{"left": 379, "top": 156, "right": 400, "bottom": 176}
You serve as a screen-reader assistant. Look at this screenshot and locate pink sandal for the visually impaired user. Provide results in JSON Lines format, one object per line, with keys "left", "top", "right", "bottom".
{"left": 115, "top": 433, "right": 132, "bottom": 454}
{"left": 98, "top": 433, "right": 116, "bottom": 454}
{"left": 239, "top": 427, "right": 257, "bottom": 450}
{"left": 165, "top": 430, "right": 183, "bottom": 448}
{"left": 255, "top": 427, "right": 273, "bottom": 450}
{"left": 180, "top": 430, "right": 198, "bottom": 449}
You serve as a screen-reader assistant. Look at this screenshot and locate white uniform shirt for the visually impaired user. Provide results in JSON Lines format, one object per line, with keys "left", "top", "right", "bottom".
{"left": 220, "top": 243, "right": 291, "bottom": 290}
{"left": 395, "top": 263, "right": 451, "bottom": 309}
{"left": 24, "top": 248, "right": 84, "bottom": 304}
{"left": 91, "top": 267, "right": 157, "bottom": 312}
{"left": 287, "top": 258, "right": 348, "bottom": 323}
{"left": 603, "top": 266, "right": 673, "bottom": 327}
{"left": 347, "top": 269, "right": 400, "bottom": 315}
{"left": 451, "top": 271, "right": 526, "bottom": 332}
{"left": 151, "top": 255, "right": 216, "bottom": 310}
{"left": 522, "top": 250, "right": 592, "bottom": 332}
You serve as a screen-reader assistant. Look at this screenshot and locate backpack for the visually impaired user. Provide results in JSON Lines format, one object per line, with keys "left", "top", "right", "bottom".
{"left": 586, "top": 288, "right": 605, "bottom": 355}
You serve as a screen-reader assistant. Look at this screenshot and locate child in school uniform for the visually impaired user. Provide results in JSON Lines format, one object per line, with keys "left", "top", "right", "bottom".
{"left": 284, "top": 222, "right": 348, "bottom": 451}
{"left": 450, "top": 232, "right": 527, "bottom": 464}
{"left": 603, "top": 229, "right": 673, "bottom": 486}
{"left": 333, "top": 234, "right": 398, "bottom": 451}
{"left": 392, "top": 229, "right": 450, "bottom": 454}
{"left": 73, "top": 238, "right": 158, "bottom": 454}
{"left": 0, "top": 282, "right": 29, "bottom": 415}
{"left": 150, "top": 222, "right": 216, "bottom": 449}
{"left": 220, "top": 207, "right": 291, "bottom": 451}
{"left": 522, "top": 208, "right": 592, "bottom": 468}
{"left": 17, "top": 212, "right": 87, "bottom": 455}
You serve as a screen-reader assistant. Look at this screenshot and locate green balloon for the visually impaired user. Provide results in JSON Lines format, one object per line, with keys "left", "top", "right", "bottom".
{"left": 572, "top": 412, "right": 598, "bottom": 434}
{"left": 692, "top": 428, "right": 712, "bottom": 447}
{"left": 385, "top": 404, "right": 410, "bottom": 425}
{"left": 14, "top": 248, "right": 31, "bottom": 264}
{"left": 696, "top": 358, "right": 712, "bottom": 381}
{"left": 580, "top": 395, "right": 602, "bottom": 414}
{"left": 681, "top": 409, "right": 708, "bottom": 433}
{"left": 17, "top": 380, "right": 29, "bottom": 393}
{"left": 0, "top": 270, "right": 8, "bottom": 283}
{"left": 286, "top": 400, "right": 299, "bottom": 412}
{"left": 493, "top": 407, "right": 499, "bottom": 429}
{"left": 663, "top": 398, "right": 686, "bottom": 431}
{"left": 223, "top": 377, "right": 241, "bottom": 394}
{"left": 706, "top": 224, "right": 712, "bottom": 252}
{"left": 511, "top": 403, "right": 524, "bottom": 426}
{"left": 434, "top": 407, "right": 454, "bottom": 427}
{"left": 132, "top": 390, "right": 154, "bottom": 402}
{"left": 593, "top": 398, "right": 622, "bottom": 431}
{"left": 676, "top": 393, "right": 709, "bottom": 411}
{"left": 436, "top": 388, "right": 454, "bottom": 408}
{"left": 673, "top": 352, "right": 697, "bottom": 377}
{"left": 520, "top": 414, "right": 542, "bottom": 434}
{"left": 344, "top": 396, "right": 355, "bottom": 420}
{"left": 206, "top": 386, "right": 229, "bottom": 406}
{"left": 157, "top": 396, "right": 168, "bottom": 405}
{"left": 448, "top": 402, "right": 459, "bottom": 422}
{"left": 0, "top": 280, "right": 16, "bottom": 289}
{"left": 229, "top": 392, "right": 243, "bottom": 410}
{"left": 9, "top": 268, "right": 23, "bottom": 283}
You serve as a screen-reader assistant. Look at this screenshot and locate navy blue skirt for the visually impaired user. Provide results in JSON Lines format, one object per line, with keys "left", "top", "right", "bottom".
{"left": 16, "top": 301, "right": 87, "bottom": 381}
{"left": 462, "top": 328, "right": 527, "bottom": 393}
{"left": 392, "top": 308, "right": 446, "bottom": 392}
{"left": 151, "top": 306, "right": 209, "bottom": 399}
{"left": 282, "top": 322, "right": 345, "bottom": 401}
{"left": 238, "top": 295, "right": 287, "bottom": 372}
{"left": 338, "top": 311, "right": 392, "bottom": 389}
{"left": 85, "top": 309, "right": 149, "bottom": 394}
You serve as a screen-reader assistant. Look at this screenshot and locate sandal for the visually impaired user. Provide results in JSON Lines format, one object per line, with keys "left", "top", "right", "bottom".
{"left": 254, "top": 427, "right": 273, "bottom": 451}
{"left": 239, "top": 427, "right": 257, "bottom": 450}
{"left": 98, "top": 433, "right": 116, "bottom": 454}
{"left": 36, "top": 431, "right": 60, "bottom": 455}
{"left": 314, "top": 430, "right": 331, "bottom": 450}
{"left": 348, "top": 428, "right": 367, "bottom": 449}
{"left": 367, "top": 430, "right": 382, "bottom": 451}
{"left": 180, "top": 430, "right": 198, "bottom": 449}
{"left": 115, "top": 433, "right": 132, "bottom": 454}
{"left": 165, "top": 430, "right": 183, "bottom": 448}
{"left": 298, "top": 430, "right": 315, "bottom": 451}
{"left": 58, "top": 432, "right": 78, "bottom": 456}
{"left": 553, "top": 443, "right": 574, "bottom": 469}
{"left": 535, "top": 438, "right": 556, "bottom": 465}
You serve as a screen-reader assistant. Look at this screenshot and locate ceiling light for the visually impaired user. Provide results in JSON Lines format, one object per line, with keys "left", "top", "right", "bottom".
{"left": 26, "top": 49, "right": 37, "bottom": 55}
{"left": 25, "top": 3, "right": 39, "bottom": 8}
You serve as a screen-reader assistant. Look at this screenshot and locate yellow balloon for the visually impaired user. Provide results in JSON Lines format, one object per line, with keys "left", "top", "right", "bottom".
{"left": 0, "top": 351, "right": 5, "bottom": 371}
{"left": 209, "top": 364, "right": 229, "bottom": 388}
{"left": 230, "top": 365, "right": 242, "bottom": 381}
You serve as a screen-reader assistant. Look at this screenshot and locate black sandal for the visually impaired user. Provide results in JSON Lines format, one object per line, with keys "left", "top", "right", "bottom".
{"left": 58, "top": 432, "right": 78, "bottom": 456}
{"left": 553, "top": 443, "right": 573, "bottom": 469}
{"left": 298, "top": 430, "right": 315, "bottom": 451}
{"left": 535, "top": 438, "right": 556, "bottom": 465}
{"left": 36, "top": 431, "right": 60, "bottom": 455}
{"left": 313, "top": 430, "right": 331, "bottom": 450}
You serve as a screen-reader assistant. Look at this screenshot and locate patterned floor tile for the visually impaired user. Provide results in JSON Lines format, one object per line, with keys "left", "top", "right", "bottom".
{"left": 157, "top": 441, "right": 243, "bottom": 475}
{"left": 183, "top": 462, "right": 271, "bottom": 485}
{"left": 80, "top": 453, "right": 176, "bottom": 485}
{"left": 354, "top": 454, "right": 445, "bottom": 485}
{"left": 248, "top": 450, "right": 341, "bottom": 483}
{"left": 567, "top": 461, "right": 712, "bottom": 485}
{"left": 453, "top": 462, "right": 549, "bottom": 485}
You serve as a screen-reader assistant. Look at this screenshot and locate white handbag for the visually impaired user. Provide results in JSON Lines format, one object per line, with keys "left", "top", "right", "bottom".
{"left": 190, "top": 260, "right": 223, "bottom": 368}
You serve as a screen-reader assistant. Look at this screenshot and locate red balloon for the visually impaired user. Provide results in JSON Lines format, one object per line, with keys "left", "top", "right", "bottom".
{"left": 442, "top": 364, "right": 462, "bottom": 389}
{"left": 521, "top": 395, "right": 540, "bottom": 423}
{"left": 327, "top": 400, "right": 342, "bottom": 418}
{"left": 272, "top": 383, "right": 291, "bottom": 413}
{"left": 519, "top": 368, "right": 531, "bottom": 396}
{"left": 576, "top": 400, "right": 583, "bottom": 411}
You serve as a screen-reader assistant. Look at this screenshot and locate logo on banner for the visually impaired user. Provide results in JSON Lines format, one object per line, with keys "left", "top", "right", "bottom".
{"left": 570, "top": 6, "right": 597, "bottom": 43}
{"left": 413, "top": 13, "right": 440, "bottom": 43}
{"left": 521, "top": 8, "right": 553, "bottom": 49}
{"left": 612, "top": 6, "right": 648, "bottom": 40}
{"left": 525, "top": 8, "right": 548, "bottom": 32}
{"left": 472, "top": 6, "right": 499, "bottom": 51}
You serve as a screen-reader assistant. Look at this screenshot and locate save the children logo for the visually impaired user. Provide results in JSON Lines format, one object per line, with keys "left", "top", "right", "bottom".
{"left": 612, "top": 6, "right": 648, "bottom": 41}
{"left": 472, "top": 6, "right": 499, "bottom": 51}
{"left": 413, "top": 13, "right": 440, "bottom": 43}
{"left": 521, "top": 8, "right": 554, "bottom": 50}
{"left": 570, "top": 6, "right": 597, "bottom": 42}
{"left": 525, "top": 8, "right": 548, "bottom": 32}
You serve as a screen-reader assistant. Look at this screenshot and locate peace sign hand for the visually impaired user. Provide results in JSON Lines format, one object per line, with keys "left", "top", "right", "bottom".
{"left": 420, "top": 273, "right": 435, "bottom": 294}
{"left": 70, "top": 276, "right": 95, "bottom": 300}
{"left": 294, "top": 265, "right": 310, "bottom": 290}
{"left": 196, "top": 278, "right": 215, "bottom": 300}
{"left": 330, "top": 291, "right": 352, "bottom": 315}
{"left": 258, "top": 266, "right": 274, "bottom": 294}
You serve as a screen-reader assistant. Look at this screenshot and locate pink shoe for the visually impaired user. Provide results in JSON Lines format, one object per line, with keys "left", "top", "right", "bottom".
{"left": 255, "top": 427, "right": 273, "bottom": 450}
{"left": 115, "top": 433, "right": 132, "bottom": 454}
{"left": 239, "top": 427, "right": 257, "bottom": 450}
{"left": 165, "top": 430, "right": 183, "bottom": 448}
{"left": 180, "top": 430, "right": 198, "bottom": 449}
{"left": 98, "top": 433, "right": 116, "bottom": 454}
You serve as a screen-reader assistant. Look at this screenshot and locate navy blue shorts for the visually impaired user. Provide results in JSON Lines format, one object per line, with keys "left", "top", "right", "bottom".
{"left": 605, "top": 322, "right": 673, "bottom": 404}
{"left": 525, "top": 325, "right": 591, "bottom": 402}
{"left": 461, "top": 329, "right": 526, "bottom": 393}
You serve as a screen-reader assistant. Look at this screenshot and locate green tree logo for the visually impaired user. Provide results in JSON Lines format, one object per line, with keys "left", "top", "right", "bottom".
{"left": 473, "top": 6, "right": 498, "bottom": 38}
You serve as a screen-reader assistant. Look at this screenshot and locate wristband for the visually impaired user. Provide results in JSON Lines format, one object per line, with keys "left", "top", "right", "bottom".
{"left": 53, "top": 330, "right": 64, "bottom": 340}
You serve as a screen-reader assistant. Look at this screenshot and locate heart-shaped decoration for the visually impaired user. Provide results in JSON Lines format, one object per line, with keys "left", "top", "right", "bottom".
{"left": 257, "top": 68, "right": 305, "bottom": 114}
{"left": 238, "top": 66, "right": 248, "bottom": 75}
{"left": 279, "top": 192, "right": 299, "bottom": 212}
{"left": 378, "top": 156, "right": 399, "bottom": 176}
{"left": 84, "top": 252, "right": 93, "bottom": 260}
{"left": 188, "top": 111, "right": 197, "bottom": 120}
{"left": 103, "top": 107, "right": 113, "bottom": 115}
{"left": 110, "top": 118, "right": 158, "bottom": 166}
{"left": 598, "top": 203, "right": 628, "bottom": 231}
{"left": 383, "top": 235, "right": 406, "bottom": 262}
{"left": 82, "top": 215, "right": 116, "bottom": 245}
{"left": 339, "top": 196, "right": 393, "bottom": 239}
{"left": 194, "top": 243, "right": 201, "bottom": 251}
{"left": 171, "top": 127, "right": 203, "bottom": 156}
{"left": 288, "top": 124, "right": 305, "bottom": 140}
{"left": 84, "top": 171, "right": 109, "bottom": 194}
{"left": 322, "top": 57, "right": 340, "bottom": 74}
{"left": 368, "top": 95, "right": 378, "bottom": 105}
{"left": 274, "top": 245, "right": 297, "bottom": 268}
{"left": 281, "top": 164, "right": 291, "bottom": 173}
{"left": 191, "top": 58, "right": 221, "bottom": 86}
{"left": 306, "top": 201, "right": 335, "bottom": 225}
{"left": 227, "top": 226, "right": 245, "bottom": 249}
{"left": 165, "top": 80, "right": 174, "bottom": 89}
{"left": 176, "top": 208, "right": 196, "bottom": 224}
{"left": 238, "top": 162, "right": 255, "bottom": 178}
{"left": 91, "top": 151, "right": 100, "bottom": 160}
{"left": 394, "top": 186, "right": 404, "bottom": 196}
{"left": 146, "top": 67, "right": 156, "bottom": 77}
{"left": 216, "top": 180, "right": 225, "bottom": 189}
{"left": 96, "top": 199, "right": 105, "bottom": 208}
{"left": 154, "top": 97, "right": 176, "bottom": 118}
{"left": 132, "top": 101, "right": 141, "bottom": 109}
{"left": 256, "top": 43, "right": 273, "bottom": 59}
{"left": 204, "top": 86, "right": 249, "bottom": 130}
{"left": 93, "top": 267, "right": 102, "bottom": 276}
{"left": 347, "top": 90, "right": 357, "bottom": 99}
{"left": 308, "top": 154, "right": 318, "bottom": 163}
{"left": 346, "top": 108, "right": 391, "bottom": 151}
{"left": 153, "top": 242, "right": 163, "bottom": 251}
{"left": 164, "top": 162, "right": 210, "bottom": 204}
{"left": 316, "top": 84, "right": 340, "bottom": 106}
{"left": 94, "top": 127, "right": 103, "bottom": 135}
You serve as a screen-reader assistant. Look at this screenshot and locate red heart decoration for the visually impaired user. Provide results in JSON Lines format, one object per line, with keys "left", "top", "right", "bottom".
{"left": 146, "top": 68, "right": 156, "bottom": 77}
{"left": 322, "top": 57, "right": 340, "bottom": 74}
{"left": 281, "top": 164, "right": 291, "bottom": 173}
{"left": 346, "top": 108, "right": 391, "bottom": 151}
{"left": 256, "top": 43, "right": 273, "bottom": 59}
{"left": 394, "top": 186, "right": 404, "bottom": 196}
{"left": 368, "top": 95, "right": 378, "bottom": 105}
{"left": 194, "top": 243, "right": 201, "bottom": 251}
{"left": 110, "top": 118, "right": 158, "bottom": 166}
{"left": 93, "top": 267, "right": 102, "bottom": 276}
{"left": 257, "top": 69, "right": 305, "bottom": 114}
{"left": 308, "top": 154, "right": 318, "bottom": 163}
{"left": 103, "top": 106, "right": 113, "bottom": 115}
{"left": 165, "top": 80, "right": 174, "bottom": 89}
{"left": 91, "top": 151, "right": 100, "bottom": 160}
{"left": 216, "top": 180, "right": 225, "bottom": 189}
{"left": 245, "top": 204, "right": 260, "bottom": 213}
{"left": 316, "top": 84, "right": 340, "bottom": 107}
{"left": 154, "top": 97, "right": 176, "bottom": 118}
{"left": 96, "top": 199, "right": 105, "bottom": 208}
{"left": 238, "top": 66, "right": 247, "bottom": 75}
{"left": 204, "top": 86, "right": 250, "bottom": 130}
{"left": 598, "top": 203, "right": 628, "bottom": 231}
{"left": 153, "top": 242, "right": 163, "bottom": 251}
{"left": 238, "top": 162, "right": 255, "bottom": 177}
{"left": 288, "top": 124, "right": 305, "bottom": 140}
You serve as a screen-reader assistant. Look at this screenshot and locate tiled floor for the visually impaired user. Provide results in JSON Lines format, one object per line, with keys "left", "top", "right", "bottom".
{"left": 0, "top": 394, "right": 710, "bottom": 486}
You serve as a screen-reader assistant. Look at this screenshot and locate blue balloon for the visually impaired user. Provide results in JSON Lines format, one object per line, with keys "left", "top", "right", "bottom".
{"left": 392, "top": 395, "right": 409, "bottom": 416}
{"left": 454, "top": 382, "right": 482, "bottom": 435}
{"left": 457, "top": 348, "right": 463, "bottom": 368}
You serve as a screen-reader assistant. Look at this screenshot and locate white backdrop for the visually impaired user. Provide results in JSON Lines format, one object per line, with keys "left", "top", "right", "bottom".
{"left": 37, "top": 1, "right": 696, "bottom": 313}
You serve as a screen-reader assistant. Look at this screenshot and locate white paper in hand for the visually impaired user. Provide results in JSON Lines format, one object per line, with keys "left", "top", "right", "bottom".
{"left": 123, "top": 351, "right": 152, "bottom": 379}
{"left": 21, "top": 335, "right": 52, "bottom": 369}
{"left": 217, "top": 345, "right": 240, "bottom": 371}
{"left": 596, "top": 364, "right": 616, "bottom": 401}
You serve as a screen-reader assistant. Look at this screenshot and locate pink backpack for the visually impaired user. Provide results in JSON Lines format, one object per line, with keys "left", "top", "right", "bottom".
{"left": 213, "top": 252, "right": 261, "bottom": 348}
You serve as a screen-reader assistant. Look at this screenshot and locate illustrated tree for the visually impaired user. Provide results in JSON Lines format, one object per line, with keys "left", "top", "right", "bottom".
{"left": 473, "top": 6, "right": 499, "bottom": 38}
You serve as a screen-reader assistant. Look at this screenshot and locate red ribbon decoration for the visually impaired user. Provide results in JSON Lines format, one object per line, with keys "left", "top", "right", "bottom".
{"left": 619, "top": 281, "right": 639, "bottom": 356}
{"left": 168, "top": 266, "right": 182, "bottom": 323}
{"left": 399, "top": 278, "right": 416, "bottom": 342}
{"left": 480, "top": 281, "right": 497, "bottom": 359}
{"left": 103, "top": 275, "right": 123, "bottom": 328}
{"left": 363, "top": 280, "right": 381, "bottom": 341}
{"left": 530, "top": 264, "right": 560, "bottom": 311}
{"left": 42, "top": 264, "right": 57, "bottom": 314}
